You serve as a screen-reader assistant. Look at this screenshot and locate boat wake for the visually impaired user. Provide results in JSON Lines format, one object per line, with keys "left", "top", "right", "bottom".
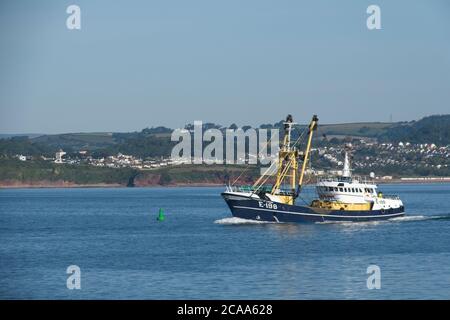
{"left": 216, "top": 214, "right": 450, "bottom": 226}
{"left": 316, "top": 220, "right": 383, "bottom": 227}
{"left": 389, "top": 215, "right": 429, "bottom": 222}
{"left": 316, "top": 214, "right": 449, "bottom": 226}
{"left": 214, "top": 217, "right": 275, "bottom": 225}
{"left": 389, "top": 214, "right": 450, "bottom": 222}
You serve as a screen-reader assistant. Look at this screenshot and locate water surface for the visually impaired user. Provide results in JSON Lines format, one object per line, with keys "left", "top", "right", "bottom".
{"left": 0, "top": 184, "right": 449, "bottom": 299}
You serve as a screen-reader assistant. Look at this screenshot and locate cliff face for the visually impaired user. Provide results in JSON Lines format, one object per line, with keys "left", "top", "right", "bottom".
{"left": 132, "top": 173, "right": 163, "bottom": 187}
{"left": 132, "top": 170, "right": 257, "bottom": 187}
{"left": 0, "top": 160, "right": 260, "bottom": 188}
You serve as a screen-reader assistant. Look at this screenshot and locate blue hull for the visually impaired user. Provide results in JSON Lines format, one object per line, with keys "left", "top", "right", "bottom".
{"left": 222, "top": 193, "right": 405, "bottom": 223}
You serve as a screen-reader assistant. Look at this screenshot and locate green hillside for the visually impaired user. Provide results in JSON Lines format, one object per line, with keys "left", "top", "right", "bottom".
{"left": 378, "top": 115, "right": 450, "bottom": 144}
{"left": 317, "top": 122, "right": 394, "bottom": 137}
{"left": 1, "top": 115, "right": 449, "bottom": 160}
{"left": 0, "top": 159, "right": 136, "bottom": 186}
{"left": 32, "top": 132, "right": 116, "bottom": 151}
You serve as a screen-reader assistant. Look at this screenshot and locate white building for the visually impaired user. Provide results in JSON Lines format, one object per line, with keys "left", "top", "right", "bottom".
{"left": 55, "top": 150, "right": 66, "bottom": 163}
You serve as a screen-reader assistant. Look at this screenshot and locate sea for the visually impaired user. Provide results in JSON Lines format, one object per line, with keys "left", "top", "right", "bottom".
{"left": 0, "top": 184, "right": 449, "bottom": 299}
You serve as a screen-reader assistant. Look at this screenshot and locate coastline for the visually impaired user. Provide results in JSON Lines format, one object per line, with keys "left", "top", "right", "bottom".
{"left": 0, "top": 181, "right": 124, "bottom": 189}
{"left": 376, "top": 178, "right": 450, "bottom": 184}
{"left": 1, "top": 178, "right": 450, "bottom": 189}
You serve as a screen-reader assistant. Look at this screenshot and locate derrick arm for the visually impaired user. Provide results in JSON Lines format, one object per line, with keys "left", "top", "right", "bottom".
{"left": 296, "top": 115, "right": 318, "bottom": 196}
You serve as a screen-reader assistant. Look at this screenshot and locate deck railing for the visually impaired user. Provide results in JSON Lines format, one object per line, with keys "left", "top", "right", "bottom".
{"left": 226, "top": 185, "right": 293, "bottom": 195}
{"left": 226, "top": 185, "right": 271, "bottom": 193}
{"left": 317, "top": 176, "right": 375, "bottom": 185}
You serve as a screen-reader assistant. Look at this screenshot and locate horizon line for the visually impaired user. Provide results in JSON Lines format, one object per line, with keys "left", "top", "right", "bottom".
{"left": 1, "top": 113, "right": 448, "bottom": 136}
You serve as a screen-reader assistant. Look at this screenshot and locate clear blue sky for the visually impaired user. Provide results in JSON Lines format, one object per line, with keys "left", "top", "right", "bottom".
{"left": 1, "top": 0, "right": 449, "bottom": 133}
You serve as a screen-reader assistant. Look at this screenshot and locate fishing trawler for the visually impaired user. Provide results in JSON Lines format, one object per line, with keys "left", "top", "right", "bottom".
{"left": 221, "top": 115, "right": 405, "bottom": 223}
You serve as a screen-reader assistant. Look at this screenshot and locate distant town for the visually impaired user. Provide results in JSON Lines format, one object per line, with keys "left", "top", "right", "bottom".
{"left": 10, "top": 138, "right": 450, "bottom": 182}
{"left": 14, "top": 150, "right": 179, "bottom": 170}
{"left": 1, "top": 114, "right": 449, "bottom": 187}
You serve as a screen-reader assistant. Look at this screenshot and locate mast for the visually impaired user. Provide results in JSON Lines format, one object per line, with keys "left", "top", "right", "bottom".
{"left": 271, "top": 115, "right": 298, "bottom": 198}
{"left": 297, "top": 115, "right": 318, "bottom": 195}
{"left": 252, "top": 114, "right": 318, "bottom": 205}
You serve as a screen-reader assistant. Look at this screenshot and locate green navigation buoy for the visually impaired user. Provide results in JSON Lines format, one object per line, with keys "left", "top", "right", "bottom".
{"left": 157, "top": 208, "right": 165, "bottom": 221}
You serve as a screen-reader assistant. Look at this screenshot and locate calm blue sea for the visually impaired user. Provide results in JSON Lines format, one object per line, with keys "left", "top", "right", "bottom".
{"left": 0, "top": 184, "right": 449, "bottom": 299}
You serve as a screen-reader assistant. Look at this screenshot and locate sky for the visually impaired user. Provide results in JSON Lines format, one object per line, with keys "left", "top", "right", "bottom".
{"left": 0, "top": 0, "right": 449, "bottom": 134}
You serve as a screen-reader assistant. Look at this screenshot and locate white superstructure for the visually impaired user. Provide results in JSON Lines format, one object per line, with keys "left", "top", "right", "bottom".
{"left": 315, "top": 147, "right": 403, "bottom": 211}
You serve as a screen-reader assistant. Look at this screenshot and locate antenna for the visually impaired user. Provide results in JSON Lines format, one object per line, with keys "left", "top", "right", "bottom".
{"left": 342, "top": 143, "right": 352, "bottom": 178}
